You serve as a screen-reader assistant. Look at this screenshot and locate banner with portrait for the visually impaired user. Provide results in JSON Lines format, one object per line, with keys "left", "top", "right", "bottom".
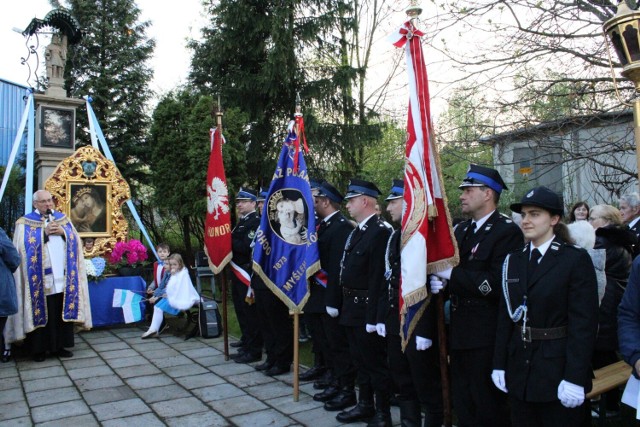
{"left": 252, "top": 125, "right": 320, "bottom": 312}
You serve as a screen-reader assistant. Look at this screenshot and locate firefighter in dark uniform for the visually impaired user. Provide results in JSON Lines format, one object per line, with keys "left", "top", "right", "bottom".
{"left": 492, "top": 187, "right": 598, "bottom": 426}
{"left": 430, "top": 165, "right": 523, "bottom": 426}
{"left": 307, "top": 181, "right": 358, "bottom": 410}
{"left": 336, "top": 179, "right": 392, "bottom": 426}
{"left": 383, "top": 179, "right": 443, "bottom": 427}
{"left": 229, "top": 187, "right": 263, "bottom": 363}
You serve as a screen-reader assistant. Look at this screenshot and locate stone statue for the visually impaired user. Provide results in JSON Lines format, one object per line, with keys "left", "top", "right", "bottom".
{"left": 45, "top": 33, "right": 67, "bottom": 82}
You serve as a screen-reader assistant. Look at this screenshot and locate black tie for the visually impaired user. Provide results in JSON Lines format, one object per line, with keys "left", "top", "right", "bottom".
{"left": 318, "top": 221, "right": 328, "bottom": 233}
{"left": 528, "top": 248, "right": 542, "bottom": 278}
{"left": 464, "top": 222, "right": 477, "bottom": 240}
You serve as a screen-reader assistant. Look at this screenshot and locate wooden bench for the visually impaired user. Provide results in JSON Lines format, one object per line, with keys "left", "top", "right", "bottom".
{"left": 587, "top": 360, "right": 631, "bottom": 426}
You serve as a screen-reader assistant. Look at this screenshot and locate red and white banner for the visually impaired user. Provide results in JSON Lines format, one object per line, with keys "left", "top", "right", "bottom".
{"left": 204, "top": 127, "right": 232, "bottom": 274}
{"left": 391, "top": 21, "right": 459, "bottom": 348}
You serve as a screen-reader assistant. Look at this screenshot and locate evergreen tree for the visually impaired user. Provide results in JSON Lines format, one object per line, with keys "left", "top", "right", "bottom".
{"left": 54, "top": 0, "right": 155, "bottom": 190}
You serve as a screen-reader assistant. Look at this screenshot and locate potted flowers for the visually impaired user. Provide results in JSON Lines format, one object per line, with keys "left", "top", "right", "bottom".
{"left": 85, "top": 257, "right": 107, "bottom": 282}
{"left": 108, "top": 239, "right": 149, "bottom": 276}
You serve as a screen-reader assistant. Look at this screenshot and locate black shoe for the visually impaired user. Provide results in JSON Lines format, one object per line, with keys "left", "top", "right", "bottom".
{"left": 33, "top": 352, "right": 46, "bottom": 362}
{"left": 1, "top": 349, "right": 11, "bottom": 363}
{"left": 255, "top": 361, "right": 275, "bottom": 371}
{"left": 313, "top": 385, "right": 340, "bottom": 402}
{"left": 56, "top": 349, "right": 73, "bottom": 358}
{"left": 366, "top": 411, "right": 391, "bottom": 427}
{"left": 265, "top": 365, "right": 290, "bottom": 376}
{"left": 336, "top": 402, "right": 375, "bottom": 423}
{"left": 229, "top": 349, "right": 248, "bottom": 360}
{"left": 234, "top": 353, "right": 262, "bottom": 364}
{"left": 299, "top": 365, "right": 326, "bottom": 381}
{"left": 313, "top": 371, "right": 333, "bottom": 389}
{"left": 230, "top": 340, "right": 244, "bottom": 348}
{"left": 324, "top": 389, "right": 357, "bottom": 411}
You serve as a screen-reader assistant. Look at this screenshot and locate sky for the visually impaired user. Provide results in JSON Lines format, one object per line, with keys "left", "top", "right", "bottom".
{"left": 1, "top": 0, "right": 207, "bottom": 97}
{"left": 0, "top": 1, "right": 451, "bottom": 119}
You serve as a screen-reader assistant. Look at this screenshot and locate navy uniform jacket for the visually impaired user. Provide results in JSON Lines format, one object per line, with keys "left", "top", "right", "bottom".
{"left": 383, "top": 229, "right": 434, "bottom": 338}
{"left": 339, "top": 215, "right": 391, "bottom": 327}
{"left": 493, "top": 239, "right": 598, "bottom": 402}
{"left": 305, "top": 212, "right": 354, "bottom": 313}
{"left": 231, "top": 211, "right": 260, "bottom": 273}
{"left": 449, "top": 210, "right": 523, "bottom": 350}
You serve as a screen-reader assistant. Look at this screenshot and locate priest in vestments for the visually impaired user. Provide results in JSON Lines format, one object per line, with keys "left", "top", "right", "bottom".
{"left": 5, "top": 190, "right": 92, "bottom": 362}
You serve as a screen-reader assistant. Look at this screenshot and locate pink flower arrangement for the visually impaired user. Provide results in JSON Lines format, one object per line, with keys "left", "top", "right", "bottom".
{"left": 109, "top": 239, "right": 149, "bottom": 268}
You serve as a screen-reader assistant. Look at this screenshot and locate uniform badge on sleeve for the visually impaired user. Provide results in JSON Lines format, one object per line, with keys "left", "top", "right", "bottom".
{"left": 248, "top": 230, "right": 256, "bottom": 239}
{"left": 478, "top": 280, "right": 492, "bottom": 295}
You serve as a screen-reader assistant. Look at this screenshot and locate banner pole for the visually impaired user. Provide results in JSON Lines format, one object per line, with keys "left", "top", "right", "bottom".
{"left": 221, "top": 270, "right": 229, "bottom": 360}
{"left": 436, "top": 294, "right": 452, "bottom": 427}
{"left": 292, "top": 310, "right": 300, "bottom": 402}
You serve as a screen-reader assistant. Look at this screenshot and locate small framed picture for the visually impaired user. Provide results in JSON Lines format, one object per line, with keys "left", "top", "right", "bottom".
{"left": 41, "top": 107, "right": 74, "bottom": 149}
{"left": 67, "top": 182, "right": 111, "bottom": 237}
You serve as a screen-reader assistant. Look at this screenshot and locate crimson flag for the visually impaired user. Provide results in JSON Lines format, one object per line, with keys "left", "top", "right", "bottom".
{"left": 204, "top": 127, "right": 232, "bottom": 274}
{"left": 391, "top": 21, "right": 459, "bottom": 349}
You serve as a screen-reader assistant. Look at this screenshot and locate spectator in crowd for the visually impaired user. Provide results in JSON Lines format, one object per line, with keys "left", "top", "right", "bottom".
{"left": 619, "top": 192, "right": 640, "bottom": 257}
{"left": 588, "top": 204, "right": 636, "bottom": 417}
{"left": 0, "top": 227, "right": 20, "bottom": 363}
{"left": 568, "top": 201, "right": 589, "bottom": 223}
{"left": 142, "top": 253, "right": 199, "bottom": 338}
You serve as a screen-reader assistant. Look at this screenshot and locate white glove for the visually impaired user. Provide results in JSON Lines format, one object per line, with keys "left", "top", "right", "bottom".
{"left": 366, "top": 324, "right": 377, "bottom": 333}
{"left": 491, "top": 369, "right": 508, "bottom": 393}
{"left": 429, "top": 275, "right": 446, "bottom": 294}
{"left": 557, "top": 380, "right": 584, "bottom": 408}
{"left": 375, "top": 323, "right": 386, "bottom": 337}
{"left": 326, "top": 306, "right": 339, "bottom": 318}
{"left": 434, "top": 267, "right": 452, "bottom": 281}
{"left": 416, "top": 336, "right": 432, "bottom": 351}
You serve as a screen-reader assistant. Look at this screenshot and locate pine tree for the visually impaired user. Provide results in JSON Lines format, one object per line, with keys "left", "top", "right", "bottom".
{"left": 56, "top": 0, "right": 155, "bottom": 190}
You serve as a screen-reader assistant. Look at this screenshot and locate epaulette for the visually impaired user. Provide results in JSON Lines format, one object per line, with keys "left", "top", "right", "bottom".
{"left": 499, "top": 213, "right": 514, "bottom": 224}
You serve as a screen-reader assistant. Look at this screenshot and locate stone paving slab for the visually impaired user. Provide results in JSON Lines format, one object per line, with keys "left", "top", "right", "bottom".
{"left": 91, "top": 397, "right": 151, "bottom": 421}
{"left": 136, "top": 384, "right": 192, "bottom": 403}
{"left": 0, "top": 326, "right": 404, "bottom": 427}
{"left": 31, "top": 400, "right": 91, "bottom": 423}
{"left": 26, "top": 386, "right": 81, "bottom": 407}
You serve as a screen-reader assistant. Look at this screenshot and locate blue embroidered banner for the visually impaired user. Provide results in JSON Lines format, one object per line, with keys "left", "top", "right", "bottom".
{"left": 252, "top": 126, "right": 320, "bottom": 312}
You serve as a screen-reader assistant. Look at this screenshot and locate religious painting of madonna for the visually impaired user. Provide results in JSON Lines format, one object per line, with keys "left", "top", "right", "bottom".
{"left": 66, "top": 182, "right": 111, "bottom": 237}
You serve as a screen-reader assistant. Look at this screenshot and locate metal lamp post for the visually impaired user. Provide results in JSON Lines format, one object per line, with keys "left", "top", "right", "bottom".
{"left": 603, "top": 1, "right": 640, "bottom": 187}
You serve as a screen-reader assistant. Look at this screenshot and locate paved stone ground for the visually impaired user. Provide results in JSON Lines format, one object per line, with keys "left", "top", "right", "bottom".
{"left": 0, "top": 326, "right": 401, "bottom": 426}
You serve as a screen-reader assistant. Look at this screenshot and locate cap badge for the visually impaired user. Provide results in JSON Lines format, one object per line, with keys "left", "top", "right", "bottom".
{"left": 526, "top": 190, "right": 534, "bottom": 198}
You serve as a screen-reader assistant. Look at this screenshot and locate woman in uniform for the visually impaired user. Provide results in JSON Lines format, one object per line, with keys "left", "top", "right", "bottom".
{"left": 492, "top": 186, "right": 599, "bottom": 426}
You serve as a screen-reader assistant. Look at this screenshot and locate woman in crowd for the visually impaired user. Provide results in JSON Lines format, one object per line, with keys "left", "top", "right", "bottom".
{"left": 588, "top": 204, "right": 636, "bottom": 416}
{"left": 568, "top": 201, "right": 589, "bottom": 223}
{"left": 493, "top": 186, "right": 598, "bottom": 425}
{"left": 142, "top": 253, "right": 199, "bottom": 338}
{"left": 0, "top": 227, "right": 20, "bottom": 362}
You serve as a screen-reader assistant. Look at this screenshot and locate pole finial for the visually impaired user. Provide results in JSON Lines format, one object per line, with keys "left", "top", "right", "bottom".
{"left": 406, "top": 0, "right": 422, "bottom": 20}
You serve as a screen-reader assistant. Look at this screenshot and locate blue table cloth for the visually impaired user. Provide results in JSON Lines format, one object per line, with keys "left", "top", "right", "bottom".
{"left": 89, "top": 276, "right": 147, "bottom": 327}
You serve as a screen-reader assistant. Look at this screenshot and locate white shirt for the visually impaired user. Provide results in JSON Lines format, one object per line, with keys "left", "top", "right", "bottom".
{"left": 530, "top": 235, "right": 555, "bottom": 262}
{"left": 472, "top": 210, "right": 496, "bottom": 233}
{"left": 358, "top": 213, "right": 377, "bottom": 229}
{"left": 629, "top": 217, "right": 640, "bottom": 230}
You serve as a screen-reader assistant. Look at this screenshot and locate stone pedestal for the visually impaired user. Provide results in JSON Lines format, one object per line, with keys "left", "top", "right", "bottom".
{"left": 34, "top": 93, "right": 84, "bottom": 189}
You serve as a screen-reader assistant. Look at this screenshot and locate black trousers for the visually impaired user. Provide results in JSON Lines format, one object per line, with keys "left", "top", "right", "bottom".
{"left": 306, "top": 311, "right": 329, "bottom": 366}
{"left": 254, "top": 288, "right": 292, "bottom": 368}
{"left": 450, "top": 347, "right": 510, "bottom": 427}
{"left": 324, "top": 315, "right": 356, "bottom": 387}
{"left": 26, "top": 293, "right": 74, "bottom": 355}
{"left": 345, "top": 325, "right": 390, "bottom": 391}
{"left": 387, "top": 332, "right": 443, "bottom": 414}
{"left": 230, "top": 277, "right": 262, "bottom": 355}
{"left": 509, "top": 395, "right": 586, "bottom": 427}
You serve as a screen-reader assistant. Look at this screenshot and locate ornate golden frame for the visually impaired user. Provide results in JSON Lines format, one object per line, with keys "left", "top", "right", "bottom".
{"left": 45, "top": 145, "right": 130, "bottom": 258}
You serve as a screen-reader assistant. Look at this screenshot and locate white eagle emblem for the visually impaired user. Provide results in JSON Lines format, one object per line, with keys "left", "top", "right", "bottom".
{"left": 207, "top": 177, "right": 230, "bottom": 219}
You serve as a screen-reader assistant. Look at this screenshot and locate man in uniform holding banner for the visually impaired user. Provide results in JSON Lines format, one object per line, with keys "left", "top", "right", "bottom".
{"left": 229, "top": 187, "right": 263, "bottom": 363}
{"left": 431, "top": 165, "right": 523, "bottom": 426}
{"left": 336, "top": 179, "right": 392, "bottom": 425}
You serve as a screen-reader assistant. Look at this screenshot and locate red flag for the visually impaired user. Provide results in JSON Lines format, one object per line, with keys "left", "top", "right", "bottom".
{"left": 392, "top": 21, "right": 459, "bottom": 348}
{"left": 204, "top": 127, "right": 232, "bottom": 274}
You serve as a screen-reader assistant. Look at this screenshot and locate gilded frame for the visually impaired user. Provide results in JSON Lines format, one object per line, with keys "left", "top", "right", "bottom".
{"left": 45, "top": 146, "right": 130, "bottom": 258}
